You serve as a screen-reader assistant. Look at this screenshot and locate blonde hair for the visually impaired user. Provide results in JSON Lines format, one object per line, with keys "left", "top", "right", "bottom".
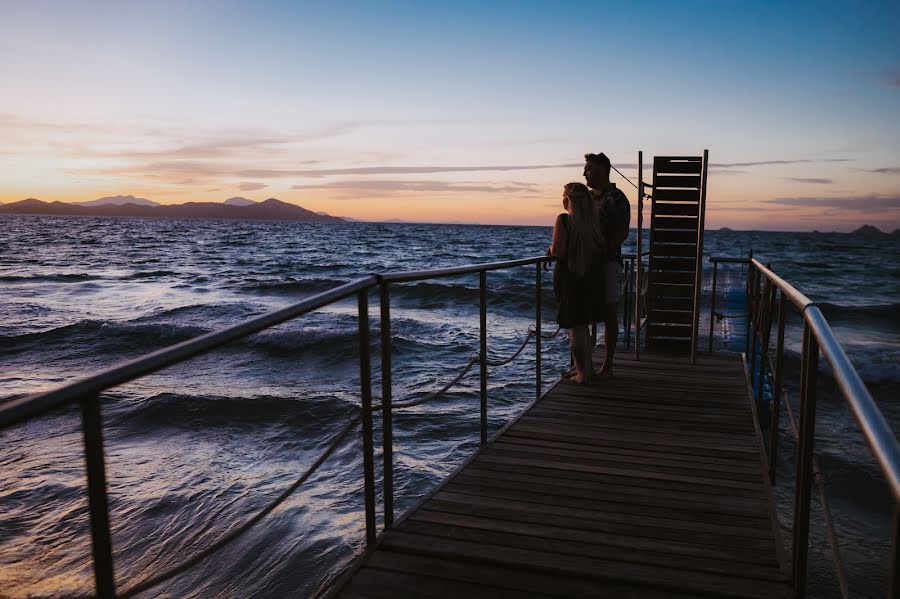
{"left": 563, "top": 182, "right": 605, "bottom": 276}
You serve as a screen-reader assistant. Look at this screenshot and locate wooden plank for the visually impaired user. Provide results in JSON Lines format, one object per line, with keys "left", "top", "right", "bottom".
{"left": 378, "top": 530, "right": 787, "bottom": 598}
{"left": 647, "top": 323, "right": 692, "bottom": 338}
{"left": 648, "top": 296, "right": 693, "bottom": 311}
{"left": 648, "top": 283, "right": 694, "bottom": 298}
{"left": 651, "top": 242, "right": 698, "bottom": 257}
{"left": 651, "top": 188, "right": 701, "bottom": 202}
{"left": 647, "top": 308, "right": 693, "bottom": 324}
{"left": 649, "top": 255, "right": 696, "bottom": 270}
{"left": 409, "top": 510, "right": 778, "bottom": 566}
{"left": 653, "top": 158, "right": 703, "bottom": 175}
{"left": 363, "top": 551, "right": 699, "bottom": 598}
{"left": 653, "top": 201, "right": 700, "bottom": 217}
{"left": 649, "top": 271, "right": 695, "bottom": 285}
{"left": 653, "top": 174, "right": 701, "bottom": 189}
{"left": 651, "top": 215, "right": 698, "bottom": 230}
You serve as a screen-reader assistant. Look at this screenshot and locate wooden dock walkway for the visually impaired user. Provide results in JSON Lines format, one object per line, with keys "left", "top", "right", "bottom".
{"left": 334, "top": 350, "right": 789, "bottom": 598}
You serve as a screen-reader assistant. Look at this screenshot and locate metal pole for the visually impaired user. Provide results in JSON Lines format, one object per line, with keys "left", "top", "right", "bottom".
{"left": 635, "top": 151, "right": 643, "bottom": 361}
{"left": 793, "top": 322, "right": 819, "bottom": 596}
{"left": 379, "top": 282, "right": 394, "bottom": 527}
{"left": 690, "top": 149, "right": 709, "bottom": 364}
{"left": 769, "top": 292, "right": 787, "bottom": 482}
{"left": 624, "top": 259, "right": 632, "bottom": 349}
{"left": 745, "top": 249, "right": 753, "bottom": 355}
{"left": 479, "top": 270, "right": 488, "bottom": 446}
{"left": 889, "top": 505, "right": 900, "bottom": 598}
{"left": 749, "top": 271, "right": 759, "bottom": 400}
{"left": 708, "top": 260, "right": 718, "bottom": 353}
{"left": 80, "top": 394, "right": 117, "bottom": 599}
{"left": 357, "top": 291, "right": 376, "bottom": 546}
{"left": 535, "top": 263, "right": 542, "bottom": 402}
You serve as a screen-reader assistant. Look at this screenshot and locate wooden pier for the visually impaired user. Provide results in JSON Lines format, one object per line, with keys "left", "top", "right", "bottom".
{"left": 335, "top": 350, "right": 789, "bottom": 598}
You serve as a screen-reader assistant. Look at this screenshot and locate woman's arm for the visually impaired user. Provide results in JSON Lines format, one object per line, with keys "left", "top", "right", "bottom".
{"left": 550, "top": 213, "right": 567, "bottom": 258}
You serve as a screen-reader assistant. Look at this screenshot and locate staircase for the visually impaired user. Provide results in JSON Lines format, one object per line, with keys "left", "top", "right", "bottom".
{"left": 645, "top": 155, "right": 707, "bottom": 352}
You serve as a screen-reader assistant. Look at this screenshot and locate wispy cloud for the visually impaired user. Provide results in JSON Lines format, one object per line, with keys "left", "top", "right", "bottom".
{"left": 247, "top": 164, "right": 577, "bottom": 178}
{"left": 768, "top": 195, "right": 900, "bottom": 212}
{"left": 864, "top": 166, "right": 900, "bottom": 174}
{"left": 710, "top": 159, "right": 851, "bottom": 168}
{"left": 237, "top": 182, "right": 267, "bottom": 191}
{"left": 782, "top": 177, "right": 834, "bottom": 184}
{"left": 291, "top": 179, "right": 540, "bottom": 195}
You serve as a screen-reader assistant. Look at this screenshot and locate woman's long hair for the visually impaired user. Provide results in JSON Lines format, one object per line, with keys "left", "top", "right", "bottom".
{"left": 564, "top": 182, "right": 605, "bottom": 276}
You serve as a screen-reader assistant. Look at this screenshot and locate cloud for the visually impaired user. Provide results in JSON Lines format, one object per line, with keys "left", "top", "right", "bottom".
{"left": 782, "top": 177, "right": 834, "bottom": 184}
{"left": 291, "top": 179, "right": 540, "bottom": 195}
{"left": 246, "top": 164, "right": 578, "bottom": 178}
{"left": 237, "top": 182, "right": 267, "bottom": 191}
{"left": 864, "top": 167, "right": 900, "bottom": 174}
{"left": 767, "top": 195, "right": 900, "bottom": 212}
{"left": 710, "top": 159, "right": 851, "bottom": 168}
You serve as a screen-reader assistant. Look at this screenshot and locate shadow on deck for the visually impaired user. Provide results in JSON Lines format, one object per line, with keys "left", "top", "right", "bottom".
{"left": 334, "top": 350, "right": 790, "bottom": 598}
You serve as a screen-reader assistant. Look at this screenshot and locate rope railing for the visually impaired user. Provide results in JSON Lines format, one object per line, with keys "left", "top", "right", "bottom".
{"left": 119, "top": 318, "right": 549, "bottom": 598}
{"left": 119, "top": 415, "right": 362, "bottom": 599}
{"left": 486, "top": 328, "right": 536, "bottom": 367}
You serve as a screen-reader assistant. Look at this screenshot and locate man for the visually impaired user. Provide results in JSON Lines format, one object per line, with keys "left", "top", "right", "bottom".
{"left": 584, "top": 152, "right": 630, "bottom": 376}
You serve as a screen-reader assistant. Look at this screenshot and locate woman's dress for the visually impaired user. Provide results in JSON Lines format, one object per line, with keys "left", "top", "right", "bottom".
{"left": 553, "top": 214, "right": 606, "bottom": 328}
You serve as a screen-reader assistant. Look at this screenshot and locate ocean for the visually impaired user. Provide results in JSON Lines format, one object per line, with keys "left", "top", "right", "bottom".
{"left": 0, "top": 214, "right": 897, "bottom": 598}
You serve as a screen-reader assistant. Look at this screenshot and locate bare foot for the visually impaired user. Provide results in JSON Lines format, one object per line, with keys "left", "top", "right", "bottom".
{"left": 596, "top": 367, "right": 613, "bottom": 379}
{"left": 573, "top": 370, "right": 593, "bottom": 384}
{"left": 562, "top": 367, "right": 578, "bottom": 379}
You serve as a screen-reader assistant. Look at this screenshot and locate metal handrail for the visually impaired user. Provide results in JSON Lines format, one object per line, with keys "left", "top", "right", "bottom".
{"left": 0, "top": 254, "right": 558, "bottom": 599}
{"left": 711, "top": 255, "right": 900, "bottom": 597}
{"left": 804, "top": 307, "right": 900, "bottom": 498}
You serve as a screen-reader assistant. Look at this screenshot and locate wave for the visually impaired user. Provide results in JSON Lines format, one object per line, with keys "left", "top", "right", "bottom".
{"left": 240, "top": 277, "right": 351, "bottom": 295}
{"left": 114, "top": 392, "right": 356, "bottom": 432}
{"left": 0, "top": 273, "right": 99, "bottom": 283}
{"left": 815, "top": 302, "right": 900, "bottom": 328}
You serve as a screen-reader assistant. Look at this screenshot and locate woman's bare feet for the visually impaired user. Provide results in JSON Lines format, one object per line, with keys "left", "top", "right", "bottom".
{"left": 596, "top": 364, "right": 613, "bottom": 378}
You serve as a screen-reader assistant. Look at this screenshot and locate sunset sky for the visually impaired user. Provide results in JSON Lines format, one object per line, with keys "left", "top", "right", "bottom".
{"left": 1, "top": 1, "right": 898, "bottom": 230}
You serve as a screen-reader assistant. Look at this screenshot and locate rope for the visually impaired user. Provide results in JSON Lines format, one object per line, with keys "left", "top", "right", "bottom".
{"left": 610, "top": 163, "right": 651, "bottom": 200}
{"left": 119, "top": 415, "right": 361, "bottom": 599}
{"left": 118, "top": 321, "right": 554, "bottom": 597}
{"left": 486, "top": 328, "right": 535, "bottom": 367}
{"left": 541, "top": 326, "right": 562, "bottom": 339}
{"left": 374, "top": 354, "right": 480, "bottom": 411}
{"left": 781, "top": 390, "right": 850, "bottom": 599}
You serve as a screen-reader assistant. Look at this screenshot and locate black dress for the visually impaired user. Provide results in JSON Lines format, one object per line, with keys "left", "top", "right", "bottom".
{"left": 553, "top": 214, "right": 605, "bottom": 328}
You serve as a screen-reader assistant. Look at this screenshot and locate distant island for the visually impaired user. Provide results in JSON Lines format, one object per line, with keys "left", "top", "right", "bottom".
{"left": 0, "top": 197, "right": 344, "bottom": 222}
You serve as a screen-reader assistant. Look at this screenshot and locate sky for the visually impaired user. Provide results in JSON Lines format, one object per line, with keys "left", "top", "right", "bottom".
{"left": 0, "top": 0, "right": 898, "bottom": 230}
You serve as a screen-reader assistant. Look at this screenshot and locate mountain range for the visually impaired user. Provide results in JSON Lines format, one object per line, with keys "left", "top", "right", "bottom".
{"left": 0, "top": 197, "right": 343, "bottom": 222}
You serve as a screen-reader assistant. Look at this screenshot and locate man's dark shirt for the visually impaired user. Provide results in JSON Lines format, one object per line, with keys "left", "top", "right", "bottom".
{"left": 593, "top": 182, "right": 631, "bottom": 259}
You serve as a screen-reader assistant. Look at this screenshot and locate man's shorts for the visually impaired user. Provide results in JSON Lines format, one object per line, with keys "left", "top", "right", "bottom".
{"left": 605, "top": 260, "right": 622, "bottom": 305}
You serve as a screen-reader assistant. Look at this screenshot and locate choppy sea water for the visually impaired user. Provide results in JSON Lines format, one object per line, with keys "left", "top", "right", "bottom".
{"left": 0, "top": 214, "right": 897, "bottom": 598}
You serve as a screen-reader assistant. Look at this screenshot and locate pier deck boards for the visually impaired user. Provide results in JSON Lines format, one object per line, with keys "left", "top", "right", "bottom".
{"left": 336, "top": 350, "right": 789, "bottom": 598}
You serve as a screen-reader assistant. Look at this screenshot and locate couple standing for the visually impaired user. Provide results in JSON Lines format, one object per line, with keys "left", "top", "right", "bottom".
{"left": 549, "top": 153, "right": 631, "bottom": 384}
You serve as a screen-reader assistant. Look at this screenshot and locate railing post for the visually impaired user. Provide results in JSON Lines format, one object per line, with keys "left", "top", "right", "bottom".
{"left": 769, "top": 291, "right": 787, "bottom": 482}
{"left": 889, "top": 505, "right": 900, "bottom": 598}
{"left": 690, "top": 148, "right": 709, "bottom": 364}
{"left": 357, "top": 290, "right": 376, "bottom": 546}
{"left": 744, "top": 249, "right": 753, "bottom": 355}
{"left": 379, "top": 282, "right": 394, "bottom": 527}
{"left": 708, "top": 259, "right": 717, "bottom": 353}
{"left": 479, "top": 270, "right": 488, "bottom": 446}
{"left": 535, "top": 262, "right": 542, "bottom": 402}
{"left": 793, "top": 320, "right": 819, "bottom": 597}
{"left": 80, "top": 394, "right": 117, "bottom": 599}
{"left": 635, "top": 151, "right": 643, "bottom": 361}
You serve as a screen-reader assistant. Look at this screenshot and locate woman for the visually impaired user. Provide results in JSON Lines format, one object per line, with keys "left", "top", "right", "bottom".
{"left": 549, "top": 183, "right": 606, "bottom": 384}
